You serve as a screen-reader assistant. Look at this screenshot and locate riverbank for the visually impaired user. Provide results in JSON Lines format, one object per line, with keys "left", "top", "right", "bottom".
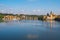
{"left": 0, "top": 13, "right": 60, "bottom": 21}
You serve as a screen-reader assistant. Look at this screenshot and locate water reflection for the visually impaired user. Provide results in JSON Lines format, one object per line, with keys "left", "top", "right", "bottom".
{"left": 27, "top": 34, "right": 39, "bottom": 39}
{"left": 0, "top": 20, "right": 60, "bottom": 40}
{"left": 44, "top": 20, "right": 58, "bottom": 31}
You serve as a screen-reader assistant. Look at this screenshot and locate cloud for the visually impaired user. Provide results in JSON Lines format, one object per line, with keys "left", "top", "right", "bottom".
{"left": 32, "top": 10, "right": 36, "bottom": 12}
{"left": 37, "top": 9, "right": 40, "bottom": 12}
{"left": 20, "top": 10, "right": 25, "bottom": 12}
{"left": 32, "top": 9, "right": 40, "bottom": 12}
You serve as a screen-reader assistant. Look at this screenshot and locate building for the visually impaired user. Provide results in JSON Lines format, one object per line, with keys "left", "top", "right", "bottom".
{"left": 25, "top": 15, "right": 38, "bottom": 20}
{"left": 2, "top": 15, "right": 38, "bottom": 21}
{"left": 43, "top": 11, "right": 57, "bottom": 20}
{"left": 3, "top": 15, "right": 20, "bottom": 21}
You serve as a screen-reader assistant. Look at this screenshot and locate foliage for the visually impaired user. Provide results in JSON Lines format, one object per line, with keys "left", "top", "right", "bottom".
{"left": 38, "top": 15, "right": 44, "bottom": 20}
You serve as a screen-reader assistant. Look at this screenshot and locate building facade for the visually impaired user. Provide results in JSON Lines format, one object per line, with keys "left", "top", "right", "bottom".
{"left": 3, "top": 15, "right": 38, "bottom": 21}
{"left": 3, "top": 15, "right": 20, "bottom": 21}
{"left": 43, "top": 12, "right": 57, "bottom": 20}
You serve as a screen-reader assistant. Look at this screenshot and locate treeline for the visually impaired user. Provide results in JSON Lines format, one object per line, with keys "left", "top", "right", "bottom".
{"left": 38, "top": 15, "right": 44, "bottom": 20}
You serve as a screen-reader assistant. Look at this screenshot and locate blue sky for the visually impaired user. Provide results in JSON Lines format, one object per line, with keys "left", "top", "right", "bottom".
{"left": 0, "top": 0, "right": 60, "bottom": 15}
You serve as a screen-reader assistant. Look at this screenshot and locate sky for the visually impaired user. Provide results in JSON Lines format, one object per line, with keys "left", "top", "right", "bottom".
{"left": 0, "top": 0, "right": 60, "bottom": 15}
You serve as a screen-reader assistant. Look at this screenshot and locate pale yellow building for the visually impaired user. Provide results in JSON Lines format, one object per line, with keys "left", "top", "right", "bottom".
{"left": 43, "top": 12, "right": 57, "bottom": 20}
{"left": 3, "top": 15, "right": 20, "bottom": 21}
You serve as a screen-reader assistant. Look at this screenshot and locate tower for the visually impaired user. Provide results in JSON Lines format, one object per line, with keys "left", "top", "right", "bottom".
{"left": 50, "top": 11, "right": 53, "bottom": 14}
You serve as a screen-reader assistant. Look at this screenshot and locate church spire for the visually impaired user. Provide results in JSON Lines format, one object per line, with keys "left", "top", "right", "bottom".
{"left": 50, "top": 11, "right": 53, "bottom": 14}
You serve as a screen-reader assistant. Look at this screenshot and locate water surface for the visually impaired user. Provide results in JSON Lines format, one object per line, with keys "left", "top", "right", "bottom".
{"left": 0, "top": 20, "right": 60, "bottom": 40}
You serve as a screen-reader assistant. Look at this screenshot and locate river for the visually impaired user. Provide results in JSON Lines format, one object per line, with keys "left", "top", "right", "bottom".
{"left": 0, "top": 20, "right": 60, "bottom": 40}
